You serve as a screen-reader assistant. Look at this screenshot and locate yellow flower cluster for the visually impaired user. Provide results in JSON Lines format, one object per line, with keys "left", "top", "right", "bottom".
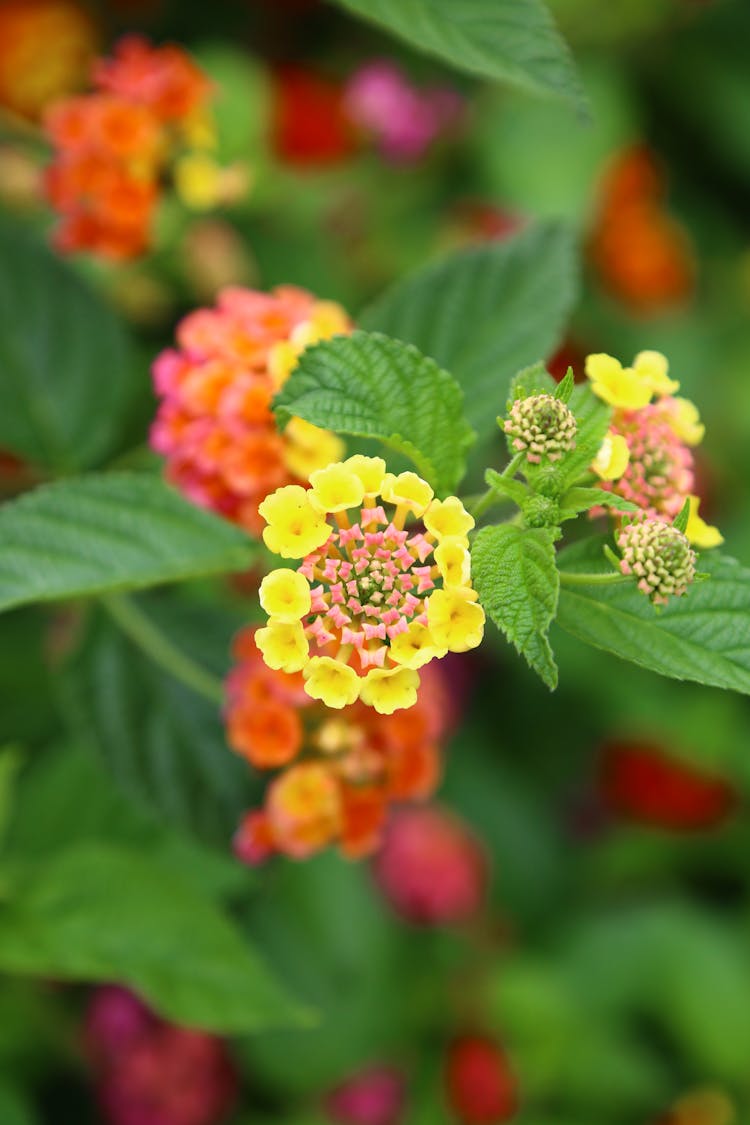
{"left": 255, "top": 457, "right": 484, "bottom": 714}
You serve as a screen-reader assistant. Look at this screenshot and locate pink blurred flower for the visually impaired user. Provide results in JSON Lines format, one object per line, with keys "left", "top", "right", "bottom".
{"left": 326, "top": 1065, "right": 406, "bottom": 1125}
{"left": 85, "top": 985, "right": 153, "bottom": 1067}
{"left": 373, "top": 806, "right": 487, "bottom": 925}
{"left": 344, "top": 60, "right": 463, "bottom": 162}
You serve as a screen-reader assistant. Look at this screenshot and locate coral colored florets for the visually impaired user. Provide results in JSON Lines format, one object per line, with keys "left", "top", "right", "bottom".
{"left": 151, "top": 286, "right": 350, "bottom": 534}
{"left": 504, "top": 393, "right": 577, "bottom": 463}
{"left": 227, "top": 627, "right": 450, "bottom": 861}
{"left": 44, "top": 35, "right": 217, "bottom": 259}
{"left": 256, "top": 459, "right": 484, "bottom": 712}
{"left": 617, "top": 518, "right": 697, "bottom": 605}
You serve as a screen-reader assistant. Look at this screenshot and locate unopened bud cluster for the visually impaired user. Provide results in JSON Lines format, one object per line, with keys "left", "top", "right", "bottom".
{"left": 617, "top": 519, "right": 696, "bottom": 605}
{"left": 504, "top": 394, "right": 577, "bottom": 464}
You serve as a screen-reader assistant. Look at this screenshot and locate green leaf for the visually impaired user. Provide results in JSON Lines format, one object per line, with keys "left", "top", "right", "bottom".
{"left": 330, "top": 0, "right": 586, "bottom": 111}
{"left": 0, "top": 843, "right": 309, "bottom": 1033}
{"left": 673, "top": 497, "right": 690, "bottom": 534}
{"left": 554, "top": 367, "right": 575, "bottom": 403}
{"left": 361, "top": 225, "right": 579, "bottom": 448}
{"left": 472, "top": 523, "right": 559, "bottom": 688}
{"left": 557, "top": 540, "right": 750, "bottom": 695}
{"left": 0, "top": 473, "right": 256, "bottom": 614}
{"left": 0, "top": 746, "right": 22, "bottom": 852}
{"left": 61, "top": 603, "right": 250, "bottom": 847}
{"left": 484, "top": 468, "right": 529, "bottom": 507}
{"left": 0, "top": 1083, "right": 36, "bottom": 1125}
{"left": 559, "top": 487, "right": 640, "bottom": 521}
{"left": 558, "top": 383, "right": 612, "bottom": 488}
{"left": 274, "top": 331, "right": 474, "bottom": 494}
{"left": 0, "top": 220, "right": 139, "bottom": 472}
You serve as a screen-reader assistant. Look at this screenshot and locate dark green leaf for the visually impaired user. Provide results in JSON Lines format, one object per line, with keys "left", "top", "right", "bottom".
{"left": 274, "top": 331, "right": 474, "bottom": 494}
{"left": 557, "top": 540, "right": 750, "bottom": 694}
{"left": 472, "top": 523, "right": 559, "bottom": 688}
{"left": 559, "top": 487, "right": 640, "bottom": 521}
{"left": 484, "top": 468, "right": 528, "bottom": 507}
{"left": 330, "top": 0, "right": 586, "bottom": 111}
{"left": 361, "top": 225, "right": 578, "bottom": 449}
{"left": 0, "top": 220, "right": 139, "bottom": 472}
{"left": 558, "top": 383, "right": 612, "bottom": 488}
{"left": 0, "top": 473, "right": 256, "bottom": 613}
{"left": 0, "top": 843, "right": 308, "bottom": 1033}
{"left": 61, "top": 603, "right": 251, "bottom": 847}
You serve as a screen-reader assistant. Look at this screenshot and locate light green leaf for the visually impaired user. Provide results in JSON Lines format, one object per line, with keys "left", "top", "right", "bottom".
{"left": 331, "top": 0, "right": 586, "bottom": 111}
{"left": 0, "top": 473, "right": 256, "bottom": 613}
{"left": 554, "top": 367, "right": 575, "bottom": 403}
{"left": 0, "top": 1083, "right": 36, "bottom": 1125}
{"left": 557, "top": 540, "right": 750, "bottom": 694}
{"left": 472, "top": 523, "right": 559, "bottom": 688}
{"left": 508, "top": 361, "right": 557, "bottom": 405}
{"left": 274, "top": 331, "right": 474, "bottom": 494}
{"left": 361, "top": 225, "right": 578, "bottom": 448}
{"left": 559, "top": 487, "right": 640, "bottom": 521}
{"left": 0, "top": 220, "right": 139, "bottom": 472}
{"left": 0, "top": 843, "right": 309, "bottom": 1033}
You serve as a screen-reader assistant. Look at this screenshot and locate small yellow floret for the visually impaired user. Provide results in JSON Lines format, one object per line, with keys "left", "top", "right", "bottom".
{"left": 174, "top": 153, "right": 223, "bottom": 211}
{"left": 309, "top": 462, "right": 365, "bottom": 513}
{"left": 180, "top": 110, "right": 217, "bottom": 150}
{"left": 424, "top": 496, "right": 475, "bottom": 540}
{"left": 381, "top": 471, "right": 434, "bottom": 516}
{"left": 669, "top": 397, "right": 705, "bottom": 446}
{"left": 388, "top": 621, "right": 444, "bottom": 669}
{"left": 255, "top": 620, "right": 309, "bottom": 673}
{"left": 268, "top": 341, "right": 300, "bottom": 389}
{"left": 259, "top": 484, "right": 331, "bottom": 559}
{"left": 360, "top": 666, "right": 420, "bottom": 714}
{"left": 685, "top": 495, "right": 723, "bottom": 549}
{"left": 592, "top": 431, "right": 630, "bottom": 480}
{"left": 283, "top": 417, "right": 345, "bottom": 481}
{"left": 259, "top": 568, "right": 311, "bottom": 623}
{"left": 434, "top": 537, "right": 472, "bottom": 587}
{"left": 343, "top": 454, "right": 387, "bottom": 495}
{"left": 303, "top": 656, "right": 361, "bottom": 709}
{"left": 633, "top": 350, "right": 680, "bottom": 396}
{"left": 585, "top": 353, "right": 652, "bottom": 410}
{"left": 308, "top": 300, "right": 350, "bottom": 339}
{"left": 427, "top": 588, "right": 485, "bottom": 652}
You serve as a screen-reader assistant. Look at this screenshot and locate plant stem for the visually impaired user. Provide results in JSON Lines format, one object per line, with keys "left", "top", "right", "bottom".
{"left": 467, "top": 488, "right": 505, "bottom": 520}
{"left": 100, "top": 594, "right": 225, "bottom": 706}
{"left": 558, "top": 570, "right": 629, "bottom": 587}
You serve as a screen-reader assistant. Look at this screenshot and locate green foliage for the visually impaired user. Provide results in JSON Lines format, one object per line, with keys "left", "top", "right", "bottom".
{"left": 558, "top": 382, "right": 612, "bottom": 488}
{"left": 61, "top": 604, "right": 249, "bottom": 846}
{"left": 0, "top": 221, "right": 139, "bottom": 473}
{"left": 0, "top": 1084, "right": 36, "bottom": 1125}
{"left": 0, "top": 473, "right": 256, "bottom": 613}
{"left": 362, "top": 225, "right": 579, "bottom": 448}
{"left": 472, "top": 523, "right": 559, "bottom": 688}
{"left": 331, "top": 0, "right": 586, "bottom": 110}
{"left": 557, "top": 540, "right": 750, "bottom": 694}
{"left": 558, "top": 487, "right": 639, "bottom": 520}
{"left": 508, "top": 361, "right": 557, "bottom": 403}
{"left": 274, "top": 331, "right": 474, "bottom": 493}
{"left": 0, "top": 843, "right": 308, "bottom": 1034}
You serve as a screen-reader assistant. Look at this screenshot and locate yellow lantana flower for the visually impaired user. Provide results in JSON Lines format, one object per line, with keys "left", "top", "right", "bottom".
{"left": 669, "top": 397, "right": 705, "bottom": 446}
{"left": 585, "top": 353, "right": 652, "bottom": 410}
{"left": 283, "top": 418, "right": 345, "bottom": 481}
{"left": 685, "top": 495, "right": 723, "bottom": 548}
{"left": 259, "top": 484, "right": 331, "bottom": 558}
{"left": 303, "top": 656, "right": 361, "bottom": 709}
{"left": 259, "top": 568, "right": 312, "bottom": 623}
{"left": 424, "top": 496, "right": 475, "bottom": 540}
{"left": 434, "top": 537, "right": 472, "bottom": 587}
{"left": 427, "top": 588, "right": 485, "bottom": 652}
{"left": 381, "top": 471, "right": 434, "bottom": 516}
{"left": 255, "top": 620, "right": 309, "bottom": 673}
{"left": 344, "top": 454, "right": 387, "bottom": 496}
{"left": 309, "top": 463, "right": 365, "bottom": 513}
{"left": 388, "top": 622, "right": 445, "bottom": 669}
{"left": 360, "top": 667, "right": 420, "bottom": 715}
{"left": 633, "top": 350, "right": 680, "bottom": 397}
{"left": 592, "top": 431, "right": 630, "bottom": 481}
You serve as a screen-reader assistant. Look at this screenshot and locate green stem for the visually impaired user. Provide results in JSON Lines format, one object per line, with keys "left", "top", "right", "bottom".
{"left": 467, "top": 488, "right": 506, "bottom": 520}
{"left": 559, "top": 570, "right": 629, "bottom": 587}
{"left": 100, "top": 594, "right": 225, "bottom": 706}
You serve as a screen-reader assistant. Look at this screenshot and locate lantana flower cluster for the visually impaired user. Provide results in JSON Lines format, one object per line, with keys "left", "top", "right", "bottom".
{"left": 44, "top": 35, "right": 220, "bottom": 259}
{"left": 255, "top": 458, "right": 485, "bottom": 714}
{"left": 151, "top": 285, "right": 350, "bottom": 534}
{"left": 586, "top": 349, "right": 722, "bottom": 549}
{"left": 228, "top": 627, "right": 451, "bottom": 861}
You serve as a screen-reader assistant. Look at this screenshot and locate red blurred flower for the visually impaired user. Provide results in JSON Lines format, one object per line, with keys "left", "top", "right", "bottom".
{"left": 372, "top": 805, "right": 487, "bottom": 925}
{"left": 599, "top": 741, "right": 737, "bottom": 831}
{"left": 445, "top": 1035, "right": 518, "bottom": 1124}
{"left": 271, "top": 66, "right": 357, "bottom": 167}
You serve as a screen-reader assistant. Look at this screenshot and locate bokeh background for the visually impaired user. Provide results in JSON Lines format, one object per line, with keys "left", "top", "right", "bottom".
{"left": 1, "top": 1, "right": 750, "bottom": 1123}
